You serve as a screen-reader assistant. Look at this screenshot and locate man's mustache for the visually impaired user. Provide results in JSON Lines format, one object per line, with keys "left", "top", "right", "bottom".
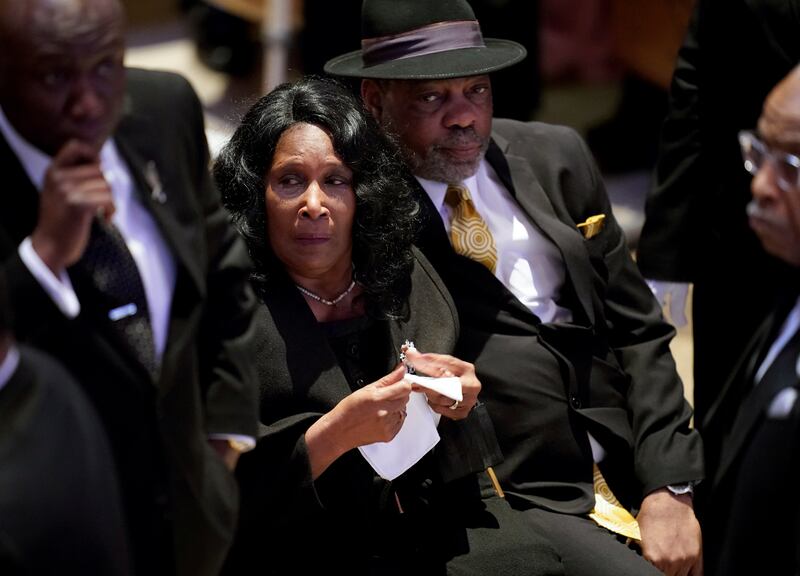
{"left": 747, "top": 199, "right": 790, "bottom": 230}
{"left": 434, "top": 127, "right": 486, "bottom": 149}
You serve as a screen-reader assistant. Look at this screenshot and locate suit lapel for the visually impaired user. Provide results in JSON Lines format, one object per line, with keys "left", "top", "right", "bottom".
{"left": 715, "top": 321, "right": 800, "bottom": 484}
{"left": 114, "top": 111, "right": 204, "bottom": 297}
{"left": 487, "top": 137, "right": 596, "bottom": 325}
{"left": 703, "top": 313, "right": 775, "bottom": 434}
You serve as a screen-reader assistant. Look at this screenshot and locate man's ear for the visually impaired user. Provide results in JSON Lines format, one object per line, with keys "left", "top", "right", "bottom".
{"left": 361, "top": 79, "right": 384, "bottom": 120}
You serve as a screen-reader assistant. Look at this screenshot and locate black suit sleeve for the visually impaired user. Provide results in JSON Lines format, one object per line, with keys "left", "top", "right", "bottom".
{"left": 174, "top": 77, "right": 260, "bottom": 438}
{"left": 637, "top": 2, "right": 703, "bottom": 282}
{"left": 566, "top": 128, "right": 703, "bottom": 494}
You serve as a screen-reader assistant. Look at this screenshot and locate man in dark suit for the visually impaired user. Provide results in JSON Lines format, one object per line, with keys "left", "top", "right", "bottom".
{"left": 0, "top": 269, "right": 130, "bottom": 575}
{"left": 701, "top": 63, "right": 800, "bottom": 576}
{"left": 637, "top": 0, "right": 800, "bottom": 428}
{"left": 0, "top": 1, "right": 259, "bottom": 575}
{"left": 325, "top": 1, "right": 704, "bottom": 574}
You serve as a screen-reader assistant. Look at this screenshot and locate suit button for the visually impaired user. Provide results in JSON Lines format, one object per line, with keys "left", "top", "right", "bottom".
{"left": 570, "top": 394, "right": 581, "bottom": 408}
{"left": 356, "top": 378, "right": 365, "bottom": 387}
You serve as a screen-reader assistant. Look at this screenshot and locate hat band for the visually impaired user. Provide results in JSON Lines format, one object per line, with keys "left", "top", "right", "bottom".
{"left": 361, "top": 20, "right": 485, "bottom": 67}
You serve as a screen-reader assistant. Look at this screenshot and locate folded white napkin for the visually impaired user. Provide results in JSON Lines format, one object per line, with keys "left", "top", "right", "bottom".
{"left": 403, "top": 374, "right": 463, "bottom": 401}
{"left": 358, "top": 391, "right": 440, "bottom": 480}
{"left": 357, "top": 373, "right": 464, "bottom": 480}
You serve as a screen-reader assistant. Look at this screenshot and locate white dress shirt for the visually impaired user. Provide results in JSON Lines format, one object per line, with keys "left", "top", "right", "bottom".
{"left": 417, "top": 158, "right": 572, "bottom": 323}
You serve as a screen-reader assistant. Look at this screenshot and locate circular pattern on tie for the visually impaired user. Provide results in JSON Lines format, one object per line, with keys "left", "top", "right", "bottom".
{"left": 451, "top": 224, "right": 497, "bottom": 271}
{"left": 445, "top": 184, "right": 498, "bottom": 273}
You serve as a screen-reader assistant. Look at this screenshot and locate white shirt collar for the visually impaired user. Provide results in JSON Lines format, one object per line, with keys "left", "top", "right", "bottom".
{"left": 0, "top": 344, "right": 20, "bottom": 393}
{"left": 0, "top": 104, "right": 52, "bottom": 190}
{"left": 416, "top": 162, "right": 484, "bottom": 211}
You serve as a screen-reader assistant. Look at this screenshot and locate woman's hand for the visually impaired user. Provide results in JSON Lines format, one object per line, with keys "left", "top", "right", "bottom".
{"left": 401, "top": 347, "right": 480, "bottom": 421}
{"left": 305, "top": 365, "right": 411, "bottom": 479}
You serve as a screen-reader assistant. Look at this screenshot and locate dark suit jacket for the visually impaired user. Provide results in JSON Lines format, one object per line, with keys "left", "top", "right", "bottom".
{"left": 0, "top": 345, "right": 129, "bottom": 575}
{"left": 0, "top": 69, "right": 259, "bottom": 576}
{"left": 414, "top": 119, "right": 703, "bottom": 512}
{"left": 636, "top": 0, "right": 800, "bottom": 424}
{"left": 224, "top": 250, "right": 514, "bottom": 574}
{"left": 701, "top": 298, "right": 800, "bottom": 576}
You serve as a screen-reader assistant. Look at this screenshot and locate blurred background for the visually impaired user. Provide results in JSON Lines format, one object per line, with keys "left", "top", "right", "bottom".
{"left": 123, "top": 0, "right": 695, "bottom": 400}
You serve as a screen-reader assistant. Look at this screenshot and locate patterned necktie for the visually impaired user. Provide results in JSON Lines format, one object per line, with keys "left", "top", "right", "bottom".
{"left": 444, "top": 184, "right": 498, "bottom": 273}
{"left": 589, "top": 463, "right": 641, "bottom": 542}
{"left": 75, "top": 219, "right": 158, "bottom": 378}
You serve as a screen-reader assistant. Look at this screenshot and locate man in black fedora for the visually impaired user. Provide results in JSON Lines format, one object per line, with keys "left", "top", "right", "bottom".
{"left": 326, "top": 1, "right": 704, "bottom": 574}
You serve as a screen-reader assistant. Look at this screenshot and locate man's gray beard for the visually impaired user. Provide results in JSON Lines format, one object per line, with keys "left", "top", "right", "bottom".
{"left": 410, "top": 138, "right": 490, "bottom": 183}
{"left": 381, "top": 116, "right": 490, "bottom": 183}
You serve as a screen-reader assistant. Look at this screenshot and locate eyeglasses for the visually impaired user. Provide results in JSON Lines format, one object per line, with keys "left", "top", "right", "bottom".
{"left": 738, "top": 130, "right": 800, "bottom": 192}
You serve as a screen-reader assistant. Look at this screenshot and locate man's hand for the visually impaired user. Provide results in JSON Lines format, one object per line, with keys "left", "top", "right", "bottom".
{"left": 30, "top": 139, "right": 115, "bottom": 273}
{"left": 637, "top": 488, "right": 703, "bottom": 576}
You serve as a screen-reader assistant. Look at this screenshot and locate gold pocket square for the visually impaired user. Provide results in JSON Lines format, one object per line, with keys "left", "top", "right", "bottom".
{"left": 577, "top": 214, "right": 606, "bottom": 239}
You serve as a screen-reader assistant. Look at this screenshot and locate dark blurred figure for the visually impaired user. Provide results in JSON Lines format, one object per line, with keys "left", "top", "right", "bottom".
{"left": 300, "top": 0, "right": 361, "bottom": 75}
{"left": 187, "top": 1, "right": 261, "bottom": 76}
{"left": 470, "top": 0, "right": 541, "bottom": 120}
{"left": 586, "top": 74, "right": 670, "bottom": 174}
{"left": 0, "top": 268, "right": 131, "bottom": 575}
{"left": 586, "top": 0, "right": 694, "bottom": 174}
{"left": 0, "top": 1, "right": 260, "bottom": 574}
{"left": 637, "top": 0, "right": 800, "bottom": 429}
{"left": 701, "top": 63, "right": 800, "bottom": 576}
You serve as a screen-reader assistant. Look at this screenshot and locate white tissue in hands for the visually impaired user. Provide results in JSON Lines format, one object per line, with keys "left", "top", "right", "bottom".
{"left": 403, "top": 373, "right": 463, "bottom": 401}
{"left": 358, "top": 391, "right": 440, "bottom": 480}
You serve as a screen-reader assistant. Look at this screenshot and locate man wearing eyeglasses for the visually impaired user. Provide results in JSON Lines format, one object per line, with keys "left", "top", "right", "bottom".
{"left": 701, "top": 63, "right": 800, "bottom": 576}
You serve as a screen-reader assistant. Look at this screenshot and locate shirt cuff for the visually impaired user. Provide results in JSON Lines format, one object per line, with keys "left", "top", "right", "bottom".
{"left": 18, "top": 237, "right": 80, "bottom": 318}
{"left": 207, "top": 433, "right": 256, "bottom": 453}
{"left": 665, "top": 482, "right": 696, "bottom": 497}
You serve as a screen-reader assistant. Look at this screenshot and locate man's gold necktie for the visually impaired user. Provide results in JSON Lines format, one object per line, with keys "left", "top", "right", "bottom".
{"left": 589, "top": 463, "right": 641, "bottom": 542}
{"left": 445, "top": 184, "right": 498, "bottom": 273}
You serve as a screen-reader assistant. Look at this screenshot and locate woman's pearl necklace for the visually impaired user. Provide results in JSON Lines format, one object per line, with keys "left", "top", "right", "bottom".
{"left": 295, "top": 279, "right": 357, "bottom": 306}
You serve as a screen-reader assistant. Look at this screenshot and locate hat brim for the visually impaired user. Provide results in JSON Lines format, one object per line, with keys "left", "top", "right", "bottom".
{"left": 323, "top": 38, "right": 526, "bottom": 80}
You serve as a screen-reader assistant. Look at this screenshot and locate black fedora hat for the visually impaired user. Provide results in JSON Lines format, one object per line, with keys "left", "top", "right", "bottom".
{"left": 323, "top": 0, "right": 526, "bottom": 80}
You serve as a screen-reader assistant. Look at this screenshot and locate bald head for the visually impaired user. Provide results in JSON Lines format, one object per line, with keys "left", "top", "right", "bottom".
{"left": 0, "top": 0, "right": 124, "bottom": 62}
{"left": 747, "top": 63, "right": 800, "bottom": 266}
{"left": 758, "top": 63, "right": 800, "bottom": 154}
{"left": 1, "top": 0, "right": 122, "bottom": 41}
{"left": 0, "top": 0, "right": 126, "bottom": 155}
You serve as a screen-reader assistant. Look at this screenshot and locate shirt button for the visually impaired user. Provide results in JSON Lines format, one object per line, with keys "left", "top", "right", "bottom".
{"left": 356, "top": 378, "right": 365, "bottom": 387}
{"left": 349, "top": 343, "right": 359, "bottom": 357}
{"left": 570, "top": 394, "right": 581, "bottom": 408}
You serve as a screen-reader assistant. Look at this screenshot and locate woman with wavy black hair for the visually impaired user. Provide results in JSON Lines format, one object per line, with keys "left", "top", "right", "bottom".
{"left": 215, "top": 75, "right": 422, "bottom": 320}
{"left": 213, "top": 77, "right": 503, "bottom": 574}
